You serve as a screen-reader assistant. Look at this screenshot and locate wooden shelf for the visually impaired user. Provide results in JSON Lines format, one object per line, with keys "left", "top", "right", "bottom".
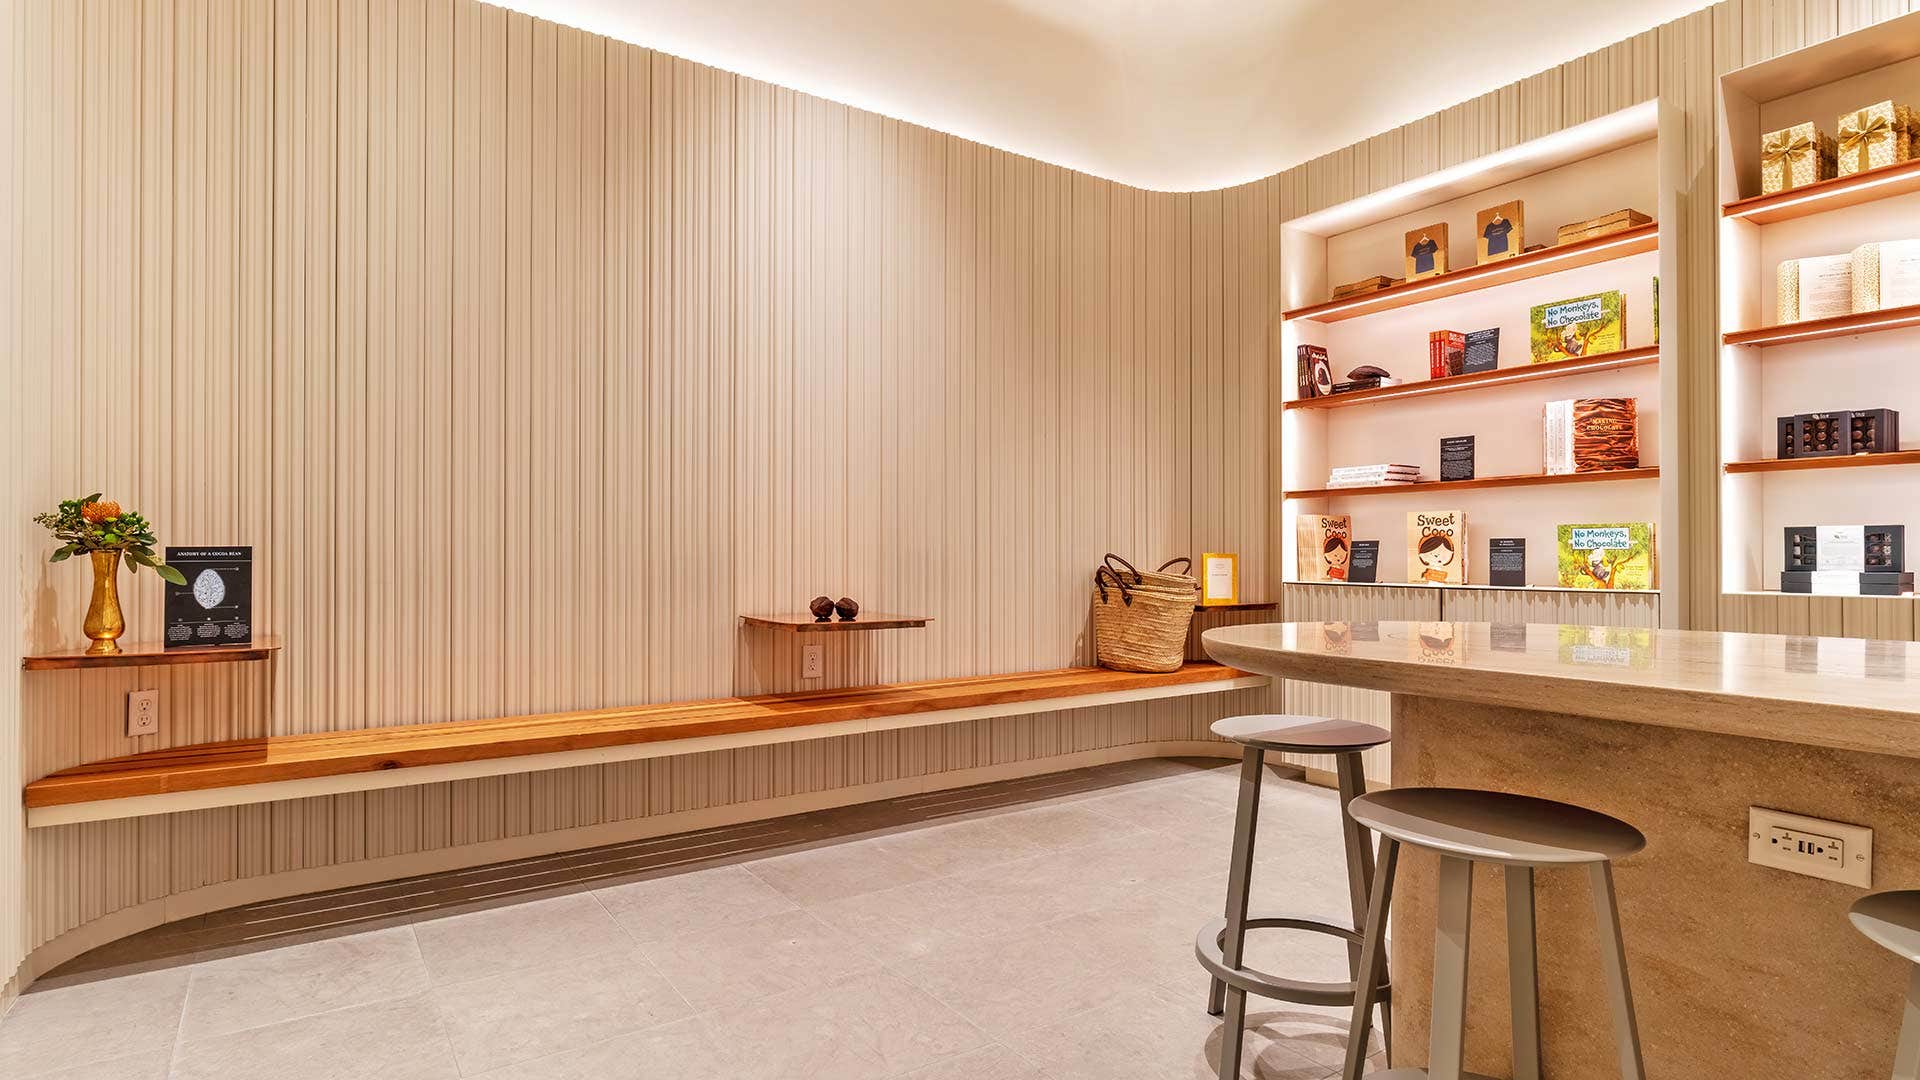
{"left": 1285, "top": 467, "right": 1658, "bottom": 500}
{"left": 1284, "top": 580, "right": 1658, "bottom": 595}
{"left": 1283, "top": 347, "right": 1659, "bottom": 412}
{"left": 1723, "top": 158, "right": 1920, "bottom": 224}
{"left": 23, "top": 638, "right": 282, "bottom": 671}
{"left": 1281, "top": 223, "right": 1658, "bottom": 324}
{"left": 1723, "top": 303, "right": 1920, "bottom": 348}
{"left": 1195, "top": 602, "right": 1278, "bottom": 612}
{"left": 1724, "top": 450, "right": 1920, "bottom": 474}
{"left": 741, "top": 613, "right": 931, "bottom": 632}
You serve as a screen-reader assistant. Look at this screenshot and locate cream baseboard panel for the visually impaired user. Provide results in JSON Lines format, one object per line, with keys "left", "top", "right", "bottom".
{"left": 14, "top": 738, "right": 1248, "bottom": 993}
{"left": 27, "top": 675, "right": 1271, "bottom": 829}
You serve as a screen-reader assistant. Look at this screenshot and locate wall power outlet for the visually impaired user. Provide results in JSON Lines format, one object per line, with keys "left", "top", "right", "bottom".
{"left": 127, "top": 688, "right": 160, "bottom": 738}
{"left": 802, "top": 644, "right": 824, "bottom": 681}
{"left": 1748, "top": 807, "right": 1872, "bottom": 887}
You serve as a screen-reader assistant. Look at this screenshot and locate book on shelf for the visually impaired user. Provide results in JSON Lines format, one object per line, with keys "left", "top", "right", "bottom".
{"left": 1295, "top": 515, "right": 1353, "bottom": 582}
{"left": 1327, "top": 464, "right": 1421, "bottom": 488}
{"left": 1544, "top": 398, "right": 1639, "bottom": 475}
{"left": 1407, "top": 510, "right": 1468, "bottom": 584}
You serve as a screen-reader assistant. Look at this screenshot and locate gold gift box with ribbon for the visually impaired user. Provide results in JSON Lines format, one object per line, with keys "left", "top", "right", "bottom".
{"left": 1760, "top": 122, "right": 1836, "bottom": 194}
{"left": 1837, "top": 101, "right": 1914, "bottom": 177}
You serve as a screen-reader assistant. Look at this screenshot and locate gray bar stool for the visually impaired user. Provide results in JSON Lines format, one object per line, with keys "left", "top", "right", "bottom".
{"left": 1196, "top": 715, "right": 1393, "bottom": 1080}
{"left": 1342, "top": 787, "right": 1647, "bottom": 1080}
{"left": 1850, "top": 890, "right": 1920, "bottom": 1078}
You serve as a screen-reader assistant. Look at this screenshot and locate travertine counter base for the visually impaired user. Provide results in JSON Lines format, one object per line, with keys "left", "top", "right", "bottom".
{"left": 1201, "top": 622, "right": 1920, "bottom": 1078}
{"left": 1388, "top": 693, "right": 1913, "bottom": 1079}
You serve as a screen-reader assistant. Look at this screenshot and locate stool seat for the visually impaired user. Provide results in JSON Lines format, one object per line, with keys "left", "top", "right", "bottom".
{"left": 1852, "top": 890, "right": 1920, "bottom": 963}
{"left": 1349, "top": 787, "right": 1646, "bottom": 866}
{"left": 1211, "top": 714, "right": 1392, "bottom": 754}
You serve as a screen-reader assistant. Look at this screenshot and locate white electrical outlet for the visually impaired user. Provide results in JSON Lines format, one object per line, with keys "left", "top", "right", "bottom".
{"left": 1749, "top": 807, "right": 1872, "bottom": 887}
{"left": 802, "top": 643, "right": 825, "bottom": 680}
{"left": 126, "top": 689, "right": 160, "bottom": 738}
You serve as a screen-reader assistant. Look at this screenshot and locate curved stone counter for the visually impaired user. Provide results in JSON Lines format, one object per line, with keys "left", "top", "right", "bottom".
{"left": 1202, "top": 620, "right": 1920, "bottom": 1080}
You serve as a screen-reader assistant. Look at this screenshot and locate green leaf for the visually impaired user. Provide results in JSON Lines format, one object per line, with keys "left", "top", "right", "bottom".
{"left": 156, "top": 564, "right": 187, "bottom": 587}
{"left": 49, "top": 549, "right": 71, "bottom": 563}
{"left": 82, "top": 493, "right": 102, "bottom": 505}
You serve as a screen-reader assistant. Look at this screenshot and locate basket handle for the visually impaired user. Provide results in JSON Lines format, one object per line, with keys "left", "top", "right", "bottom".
{"left": 1155, "top": 556, "right": 1192, "bottom": 576}
{"left": 1094, "top": 565, "right": 1135, "bottom": 607}
{"left": 1103, "top": 553, "right": 1144, "bottom": 584}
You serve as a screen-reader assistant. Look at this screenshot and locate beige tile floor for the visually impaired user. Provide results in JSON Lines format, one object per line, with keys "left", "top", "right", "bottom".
{"left": 0, "top": 757, "right": 1387, "bottom": 1080}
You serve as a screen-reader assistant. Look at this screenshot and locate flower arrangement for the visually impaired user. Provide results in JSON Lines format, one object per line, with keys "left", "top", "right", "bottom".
{"left": 35, "top": 494, "right": 187, "bottom": 585}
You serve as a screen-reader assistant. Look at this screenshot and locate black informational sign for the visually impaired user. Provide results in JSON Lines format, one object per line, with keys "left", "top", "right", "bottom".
{"left": 1349, "top": 540, "right": 1380, "bottom": 583}
{"left": 1488, "top": 537, "right": 1527, "bottom": 587}
{"left": 163, "top": 547, "right": 253, "bottom": 648}
{"left": 1464, "top": 328, "right": 1499, "bottom": 373}
{"left": 1440, "top": 435, "right": 1476, "bottom": 481}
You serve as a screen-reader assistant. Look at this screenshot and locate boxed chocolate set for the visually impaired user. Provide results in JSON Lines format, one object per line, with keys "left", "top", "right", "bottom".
{"left": 1476, "top": 201, "right": 1523, "bottom": 263}
{"left": 1760, "top": 122, "right": 1837, "bottom": 194}
{"left": 1555, "top": 523, "right": 1656, "bottom": 590}
{"left": 1851, "top": 240, "right": 1920, "bottom": 311}
{"left": 1777, "top": 254, "right": 1853, "bottom": 323}
{"left": 1405, "top": 223, "right": 1448, "bottom": 281}
{"left": 1428, "top": 330, "right": 1466, "bottom": 379}
{"left": 1836, "top": 101, "right": 1915, "bottom": 178}
{"left": 1545, "top": 397, "right": 1640, "bottom": 474}
{"left": 1555, "top": 208, "right": 1651, "bottom": 245}
{"left": 1296, "top": 514, "right": 1353, "bottom": 582}
{"left": 1407, "top": 510, "right": 1467, "bottom": 585}
{"left": 1775, "top": 409, "right": 1898, "bottom": 458}
{"left": 1529, "top": 291, "right": 1625, "bottom": 363}
{"left": 1297, "top": 344, "right": 1332, "bottom": 399}
{"left": 1782, "top": 525, "right": 1912, "bottom": 595}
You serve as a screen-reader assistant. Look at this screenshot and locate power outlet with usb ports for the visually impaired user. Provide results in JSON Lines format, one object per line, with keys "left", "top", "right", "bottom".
{"left": 1748, "top": 807, "right": 1872, "bottom": 887}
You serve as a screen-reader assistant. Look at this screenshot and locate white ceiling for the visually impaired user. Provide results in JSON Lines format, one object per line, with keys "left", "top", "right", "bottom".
{"left": 494, "top": 0, "right": 1716, "bottom": 192}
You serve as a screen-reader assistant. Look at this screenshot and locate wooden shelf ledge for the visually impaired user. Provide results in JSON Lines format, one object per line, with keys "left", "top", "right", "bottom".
{"left": 1282, "top": 223, "right": 1658, "bottom": 324}
{"left": 1723, "top": 303, "right": 1920, "bottom": 348}
{"left": 23, "top": 638, "right": 282, "bottom": 671}
{"left": 1195, "top": 602, "right": 1278, "bottom": 612}
{"left": 22, "top": 662, "right": 1269, "bottom": 827}
{"left": 1283, "top": 347, "right": 1658, "bottom": 412}
{"left": 1723, "top": 158, "right": 1920, "bottom": 224}
{"left": 742, "top": 613, "right": 931, "bottom": 632}
{"left": 1285, "top": 467, "right": 1658, "bottom": 500}
{"left": 1724, "top": 450, "right": 1920, "bottom": 474}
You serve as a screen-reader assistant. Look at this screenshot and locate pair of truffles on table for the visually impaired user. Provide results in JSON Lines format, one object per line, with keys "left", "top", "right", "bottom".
{"left": 810, "top": 596, "right": 861, "bottom": 622}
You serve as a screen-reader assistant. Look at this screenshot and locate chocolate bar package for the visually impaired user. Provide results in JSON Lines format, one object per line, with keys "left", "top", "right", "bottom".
{"left": 1555, "top": 523, "right": 1656, "bottom": 590}
{"left": 1545, "top": 397, "right": 1639, "bottom": 474}
{"left": 1429, "top": 330, "right": 1466, "bottom": 379}
{"left": 1529, "top": 291, "right": 1624, "bottom": 363}
{"left": 1851, "top": 240, "right": 1920, "bottom": 312}
{"left": 1406, "top": 510, "right": 1467, "bottom": 585}
{"left": 1296, "top": 514, "right": 1353, "bottom": 582}
{"left": 1777, "top": 254, "right": 1852, "bottom": 323}
{"left": 1785, "top": 525, "right": 1905, "bottom": 573}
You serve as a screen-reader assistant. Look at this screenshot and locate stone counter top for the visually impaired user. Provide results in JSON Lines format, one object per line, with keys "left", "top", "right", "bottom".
{"left": 1202, "top": 620, "right": 1920, "bottom": 760}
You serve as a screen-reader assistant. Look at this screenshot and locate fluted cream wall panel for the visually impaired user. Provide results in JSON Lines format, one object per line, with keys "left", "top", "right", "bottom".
{"left": 5, "top": 0, "right": 1281, "bottom": 987}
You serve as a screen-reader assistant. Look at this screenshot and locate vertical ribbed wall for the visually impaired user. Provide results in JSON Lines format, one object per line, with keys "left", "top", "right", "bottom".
{"left": 9, "top": 0, "right": 1920, "bottom": 998}
{"left": 4, "top": 0, "right": 1280, "bottom": 989}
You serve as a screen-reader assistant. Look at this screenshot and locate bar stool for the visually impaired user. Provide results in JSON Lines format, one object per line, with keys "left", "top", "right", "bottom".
{"left": 1849, "top": 890, "right": 1920, "bottom": 1079}
{"left": 1342, "top": 787, "right": 1647, "bottom": 1080}
{"left": 1195, "top": 715, "right": 1394, "bottom": 1080}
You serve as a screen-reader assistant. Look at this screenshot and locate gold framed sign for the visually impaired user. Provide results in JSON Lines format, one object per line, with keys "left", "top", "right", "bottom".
{"left": 1200, "top": 552, "right": 1240, "bottom": 606}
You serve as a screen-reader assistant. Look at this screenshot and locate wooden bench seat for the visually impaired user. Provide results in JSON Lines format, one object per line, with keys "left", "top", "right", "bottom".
{"left": 24, "top": 663, "right": 1266, "bottom": 827}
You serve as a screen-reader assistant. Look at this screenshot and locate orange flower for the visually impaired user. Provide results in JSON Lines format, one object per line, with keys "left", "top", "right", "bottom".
{"left": 81, "top": 500, "right": 122, "bottom": 524}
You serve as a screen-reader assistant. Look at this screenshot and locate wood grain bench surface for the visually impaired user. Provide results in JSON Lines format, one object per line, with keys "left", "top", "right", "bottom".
{"left": 26, "top": 663, "right": 1253, "bottom": 809}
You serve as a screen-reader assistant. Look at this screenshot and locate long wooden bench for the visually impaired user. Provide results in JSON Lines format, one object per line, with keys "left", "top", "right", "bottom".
{"left": 24, "top": 663, "right": 1267, "bottom": 828}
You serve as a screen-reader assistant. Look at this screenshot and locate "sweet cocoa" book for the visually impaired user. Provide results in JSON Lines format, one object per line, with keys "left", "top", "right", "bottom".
{"left": 1406, "top": 510, "right": 1467, "bottom": 585}
{"left": 1296, "top": 514, "right": 1353, "bottom": 582}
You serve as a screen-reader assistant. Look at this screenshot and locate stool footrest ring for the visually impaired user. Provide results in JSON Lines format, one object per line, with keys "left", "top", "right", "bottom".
{"left": 1195, "top": 914, "right": 1392, "bottom": 1008}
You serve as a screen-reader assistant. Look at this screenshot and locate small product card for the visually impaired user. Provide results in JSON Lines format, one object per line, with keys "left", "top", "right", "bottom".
{"left": 1817, "top": 525, "right": 1867, "bottom": 571}
{"left": 1440, "top": 435, "right": 1476, "bottom": 482}
{"left": 1490, "top": 622, "right": 1529, "bottom": 652}
{"left": 1349, "top": 540, "right": 1380, "bottom": 583}
{"left": 1488, "top": 537, "right": 1527, "bottom": 586}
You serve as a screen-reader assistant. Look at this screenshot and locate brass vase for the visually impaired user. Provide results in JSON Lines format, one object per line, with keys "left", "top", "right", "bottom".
{"left": 83, "top": 549, "right": 126, "bottom": 656}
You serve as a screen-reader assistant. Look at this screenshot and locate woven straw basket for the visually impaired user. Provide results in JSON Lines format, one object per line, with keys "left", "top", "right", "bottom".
{"left": 1092, "top": 554, "right": 1198, "bottom": 673}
